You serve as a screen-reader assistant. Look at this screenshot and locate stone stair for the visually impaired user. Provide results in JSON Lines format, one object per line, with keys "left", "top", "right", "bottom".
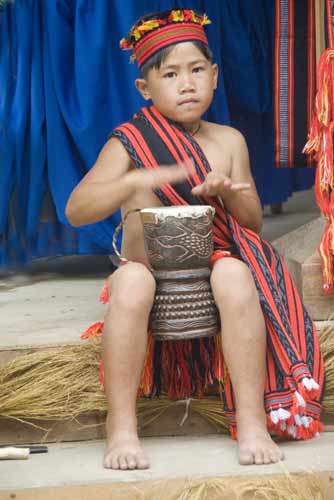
{"left": 0, "top": 435, "right": 334, "bottom": 500}
{"left": 1, "top": 194, "right": 334, "bottom": 499}
{"left": 0, "top": 275, "right": 333, "bottom": 499}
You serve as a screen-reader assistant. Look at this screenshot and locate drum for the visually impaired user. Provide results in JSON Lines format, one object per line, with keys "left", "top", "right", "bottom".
{"left": 140, "top": 205, "right": 219, "bottom": 340}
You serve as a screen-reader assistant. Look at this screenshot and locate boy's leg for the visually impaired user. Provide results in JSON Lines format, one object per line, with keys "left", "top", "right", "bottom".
{"left": 102, "top": 262, "right": 156, "bottom": 470}
{"left": 211, "top": 258, "right": 284, "bottom": 465}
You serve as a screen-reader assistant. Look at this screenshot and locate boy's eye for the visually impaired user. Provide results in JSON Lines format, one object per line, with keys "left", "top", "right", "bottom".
{"left": 193, "top": 66, "right": 204, "bottom": 73}
{"left": 164, "top": 72, "right": 176, "bottom": 78}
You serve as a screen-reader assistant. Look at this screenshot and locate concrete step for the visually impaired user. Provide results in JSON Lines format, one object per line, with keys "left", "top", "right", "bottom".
{"left": 0, "top": 275, "right": 333, "bottom": 445}
{"left": 0, "top": 435, "right": 333, "bottom": 500}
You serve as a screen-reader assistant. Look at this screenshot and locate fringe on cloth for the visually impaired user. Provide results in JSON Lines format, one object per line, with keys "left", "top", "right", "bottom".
{"left": 81, "top": 313, "right": 323, "bottom": 442}
{"left": 303, "top": 0, "right": 334, "bottom": 293}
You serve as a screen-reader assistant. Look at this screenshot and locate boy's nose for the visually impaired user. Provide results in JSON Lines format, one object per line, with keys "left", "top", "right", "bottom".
{"left": 179, "top": 76, "right": 195, "bottom": 93}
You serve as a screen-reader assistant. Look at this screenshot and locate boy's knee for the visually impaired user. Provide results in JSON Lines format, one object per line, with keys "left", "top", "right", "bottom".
{"left": 211, "top": 258, "right": 257, "bottom": 305}
{"left": 108, "top": 262, "right": 156, "bottom": 311}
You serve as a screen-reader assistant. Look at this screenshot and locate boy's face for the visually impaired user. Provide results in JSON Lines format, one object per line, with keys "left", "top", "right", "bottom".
{"left": 135, "top": 42, "right": 218, "bottom": 127}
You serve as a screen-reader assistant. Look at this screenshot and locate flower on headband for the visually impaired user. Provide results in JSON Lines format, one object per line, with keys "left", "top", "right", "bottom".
{"left": 120, "top": 9, "right": 211, "bottom": 50}
{"left": 169, "top": 9, "right": 184, "bottom": 22}
{"left": 137, "top": 19, "right": 164, "bottom": 34}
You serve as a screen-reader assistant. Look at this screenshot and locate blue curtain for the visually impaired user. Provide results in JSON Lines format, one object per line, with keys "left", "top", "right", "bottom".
{"left": 0, "top": 0, "right": 314, "bottom": 268}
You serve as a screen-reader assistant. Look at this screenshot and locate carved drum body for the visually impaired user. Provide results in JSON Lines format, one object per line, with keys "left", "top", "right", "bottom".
{"left": 140, "top": 206, "right": 219, "bottom": 340}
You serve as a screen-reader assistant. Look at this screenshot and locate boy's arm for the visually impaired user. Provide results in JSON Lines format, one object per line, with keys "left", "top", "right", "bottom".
{"left": 191, "top": 129, "right": 262, "bottom": 234}
{"left": 222, "top": 130, "right": 263, "bottom": 233}
{"left": 66, "top": 137, "right": 187, "bottom": 227}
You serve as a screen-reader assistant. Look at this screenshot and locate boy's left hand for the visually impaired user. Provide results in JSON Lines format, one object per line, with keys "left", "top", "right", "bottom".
{"left": 191, "top": 172, "right": 251, "bottom": 198}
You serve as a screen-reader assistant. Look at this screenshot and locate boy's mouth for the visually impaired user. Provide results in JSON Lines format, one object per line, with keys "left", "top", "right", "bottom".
{"left": 178, "top": 98, "right": 199, "bottom": 106}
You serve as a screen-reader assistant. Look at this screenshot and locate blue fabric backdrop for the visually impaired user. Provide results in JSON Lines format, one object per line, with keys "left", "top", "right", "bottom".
{"left": 0, "top": 0, "right": 314, "bottom": 268}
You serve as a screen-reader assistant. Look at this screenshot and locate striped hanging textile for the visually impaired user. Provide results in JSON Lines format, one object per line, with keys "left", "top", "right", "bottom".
{"left": 274, "top": 0, "right": 316, "bottom": 167}
{"left": 303, "top": 0, "right": 334, "bottom": 293}
{"left": 83, "top": 105, "right": 325, "bottom": 441}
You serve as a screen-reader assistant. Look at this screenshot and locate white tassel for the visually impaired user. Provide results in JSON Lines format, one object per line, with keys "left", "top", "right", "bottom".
{"left": 277, "top": 407, "right": 291, "bottom": 420}
{"left": 270, "top": 410, "right": 279, "bottom": 425}
{"left": 302, "top": 377, "right": 319, "bottom": 391}
{"left": 310, "top": 378, "right": 320, "bottom": 390}
{"left": 294, "top": 414, "right": 302, "bottom": 426}
{"left": 295, "top": 391, "right": 306, "bottom": 407}
{"left": 301, "top": 416, "right": 310, "bottom": 428}
{"left": 302, "top": 377, "right": 313, "bottom": 390}
{"left": 287, "top": 425, "right": 297, "bottom": 438}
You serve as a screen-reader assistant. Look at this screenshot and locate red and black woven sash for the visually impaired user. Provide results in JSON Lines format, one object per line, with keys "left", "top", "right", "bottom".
{"left": 111, "top": 105, "right": 324, "bottom": 430}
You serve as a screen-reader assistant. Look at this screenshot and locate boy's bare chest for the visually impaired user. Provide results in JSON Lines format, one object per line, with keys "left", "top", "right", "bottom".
{"left": 195, "top": 137, "right": 232, "bottom": 177}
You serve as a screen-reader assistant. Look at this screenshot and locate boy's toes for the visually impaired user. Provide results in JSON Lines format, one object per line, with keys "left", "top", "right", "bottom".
{"left": 263, "top": 450, "right": 272, "bottom": 464}
{"left": 104, "top": 451, "right": 119, "bottom": 469}
{"left": 126, "top": 454, "right": 137, "bottom": 470}
{"left": 270, "top": 449, "right": 284, "bottom": 463}
{"left": 137, "top": 453, "right": 150, "bottom": 469}
{"left": 119, "top": 455, "right": 128, "bottom": 470}
{"left": 254, "top": 450, "right": 264, "bottom": 465}
{"left": 238, "top": 448, "right": 254, "bottom": 465}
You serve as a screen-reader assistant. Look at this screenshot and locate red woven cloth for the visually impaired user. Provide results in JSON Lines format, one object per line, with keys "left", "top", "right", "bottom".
{"left": 83, "top": 105, "right": 325, "bottom": 441}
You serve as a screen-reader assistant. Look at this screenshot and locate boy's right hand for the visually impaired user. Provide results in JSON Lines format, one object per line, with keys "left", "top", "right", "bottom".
{"left": 126, "top": 164, "right": 188, "bottom": 192}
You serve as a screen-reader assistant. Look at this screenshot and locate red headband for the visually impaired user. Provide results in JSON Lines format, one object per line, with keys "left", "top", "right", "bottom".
{"left": 134, "top": 23, "right": 208, "bottom": 68}
{"left": 120, "top": 10, "right": 211, "bottom": 69}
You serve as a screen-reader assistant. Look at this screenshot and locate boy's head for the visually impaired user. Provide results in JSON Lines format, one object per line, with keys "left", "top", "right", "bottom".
{"left": 121, "top": 9, "right": 218, "bottom": 126}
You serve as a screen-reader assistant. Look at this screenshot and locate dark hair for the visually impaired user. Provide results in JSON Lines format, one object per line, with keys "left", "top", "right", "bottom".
{"left": 140, "top": 40, "right": 213, "bottom": 78}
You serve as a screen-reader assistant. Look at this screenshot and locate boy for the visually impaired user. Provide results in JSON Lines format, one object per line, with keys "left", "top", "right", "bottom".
{"left": 66, "top": 9, "right": 324, "bottom": 470}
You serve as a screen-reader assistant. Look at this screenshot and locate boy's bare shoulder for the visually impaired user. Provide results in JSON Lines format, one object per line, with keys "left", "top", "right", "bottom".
{"left": 97, "top": 136, "right": 132, "bottom": 168}
{"left": 83, "top": 135, "right": 133, "bottom": 185}
{"left": 202, "top": 121, "right": 246, "bottom": 146}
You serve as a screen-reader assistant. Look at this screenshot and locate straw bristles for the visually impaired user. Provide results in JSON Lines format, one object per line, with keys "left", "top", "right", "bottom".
{"left": 317, "top": 321, "right": 334, "bottom": 414}
{"left": 0, "top": 322, "right": 333, "bottom": 430}
{"left": 169, "top": 472, "right": 324, "bottom": 500}
{"left": 0, "top": 340, "right": 104, "bottom": 421}
{"left": 0, "top": 338, "right": 229, "bottom": 431}
{"left": 75, "top": 472, "right": 324, "bottom": 499}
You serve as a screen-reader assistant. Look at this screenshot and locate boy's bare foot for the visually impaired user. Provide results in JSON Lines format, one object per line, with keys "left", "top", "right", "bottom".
{"left": 104, "top": 432, "right": 150, "bottom": 470}
{"left": 237, "top": 416, "right": 284, "bottom": 465}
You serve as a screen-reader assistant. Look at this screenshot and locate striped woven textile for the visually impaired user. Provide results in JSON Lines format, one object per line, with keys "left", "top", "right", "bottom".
{"left": 274, "top": 0, "right": 317, "bottom": 167}
{"left": 303, "top": 0, "right": 334, "bottom": 292}
{"left": 95, "top": 105, "right": 325, "bottom": 441}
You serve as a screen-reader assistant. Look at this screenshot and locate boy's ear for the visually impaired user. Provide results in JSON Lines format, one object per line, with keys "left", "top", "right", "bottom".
{"left": 212, "top": 63, "right": 218, "bottom": 90}
{"left": 135, "top": 78, "right": 151, "bottom": 100}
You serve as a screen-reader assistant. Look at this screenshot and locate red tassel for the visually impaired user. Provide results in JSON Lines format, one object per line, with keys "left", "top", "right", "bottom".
{"left": 99, "top": 278, "right": 110, "bottom": 304}
{"left": 138, "top": 333, "right": 155, "bottom": 397}
{"left": 229, "top": 426, "right": 237, "bottom": 440}
{"left": 210, "top": 250, "right": 231, "bottom": 267}
{"left": 80, "top": 321, "right": 104, "bottom": 339}
{"left": 303, "top": 46, "right": 334, "bottom": 291}
{"left": 194, "top": 361, "right": 204, "bottom": 399}
{"left": 175, "top": 341, "right": 192, "bottom": 398}
{"left": 161, "top": 342, "right": 172, "bottom": 395}
{"left": 99, "top": 359, "right": 105, "bottom": 388}
{"left": 213, "top": 335, "right": 225, "bottom": 384}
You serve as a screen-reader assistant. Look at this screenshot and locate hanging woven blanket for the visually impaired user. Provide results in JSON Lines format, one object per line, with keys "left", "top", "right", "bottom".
{"left": 274, "top": 0, "right": 317, "bottom": 167}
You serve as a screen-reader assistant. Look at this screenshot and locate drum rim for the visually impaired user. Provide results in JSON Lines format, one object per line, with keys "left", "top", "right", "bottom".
{"left": 140, "top": 205, "right": 215, "bottom": 216}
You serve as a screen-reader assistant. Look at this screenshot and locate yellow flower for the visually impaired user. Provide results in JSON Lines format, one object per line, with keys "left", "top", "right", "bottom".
{"left": 133, "top": 28, "right": 141, "bottom": 41}
{"left": 172, "top": 10, "right": 184, "bottom": 22}
{"left": 138, "top": 20, "right": 160, "bottom": 33}
{"left": 201, "top": 14, "right": 211, "bottom": 26}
